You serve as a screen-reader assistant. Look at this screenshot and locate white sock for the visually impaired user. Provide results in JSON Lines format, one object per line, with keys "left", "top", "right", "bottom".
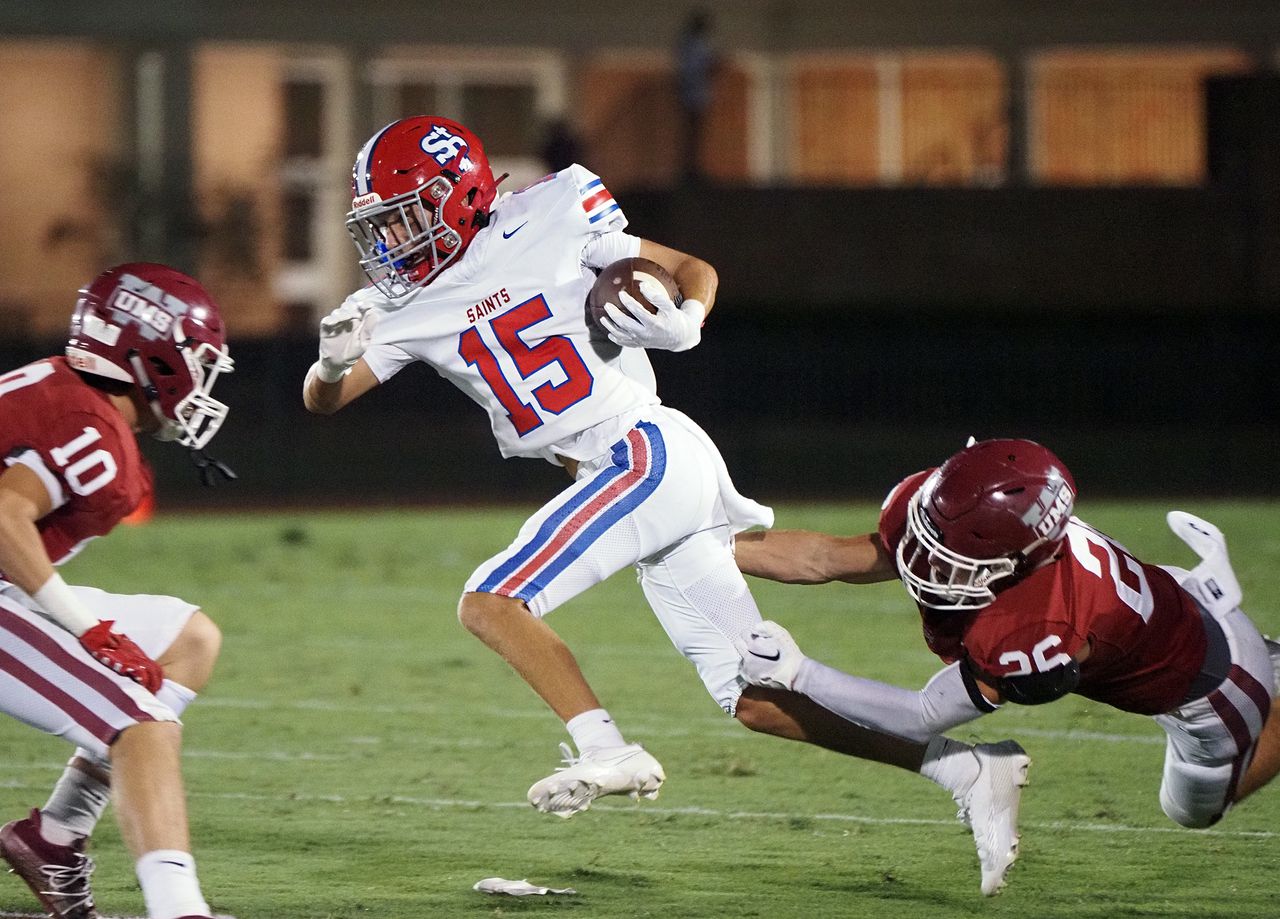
{"left": 39, "top": 682, "right": 198, "bottom": 847}
{"left": 919, "top": 736, "right": 980, "bottom": 796}
{"left": 156, "top": 679, "right": 198, "bottom": 718}
{"left": 41, "top": 752, "right": 111, "bottom": 845}
{"left": 136, "top": 849, "right": 210, "bottom": 919}
{"left": 566, "top": 708, "right": 626, "bottom": 754}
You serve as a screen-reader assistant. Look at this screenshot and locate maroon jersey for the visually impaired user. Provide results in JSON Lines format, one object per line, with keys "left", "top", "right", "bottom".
{"left": 0, "top": 357, "right": 152, "bottom": 569}
{"left": 879, "top": 470, "right": 1207, "bottom": 715}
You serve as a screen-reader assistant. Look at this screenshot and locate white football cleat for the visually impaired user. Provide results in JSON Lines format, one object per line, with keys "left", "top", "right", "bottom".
{"left": 734, "top": 620, "right": 805, "bottom": 691}
{"left": 955, "top": 740, "right": 1031, "bottom": 896}
{"left": 527, "top": 742, "right": 665, "bottom": 818}
{"left": 1167, "top": 511, "right": 1242, "bottom": 613}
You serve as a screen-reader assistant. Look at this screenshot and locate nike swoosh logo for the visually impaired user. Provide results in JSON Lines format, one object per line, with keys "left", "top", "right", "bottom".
{"left": 749, "top": 649, "right": 781, "bottom": 661}
{"left": 502, "top": 221, "right": 529, "bottom": 239}
{"left": 159, "top": 859, "right": 188, "bottom": 867}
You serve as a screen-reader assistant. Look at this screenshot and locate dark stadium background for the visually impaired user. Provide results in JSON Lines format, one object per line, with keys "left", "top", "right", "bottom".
{"left": 1, "top": 1, "right": 1277, "bottom": 504}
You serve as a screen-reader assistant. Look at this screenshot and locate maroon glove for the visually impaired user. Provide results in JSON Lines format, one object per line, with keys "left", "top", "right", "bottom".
{"left": 79, "top": 620, "right": 164, "bottom": 694}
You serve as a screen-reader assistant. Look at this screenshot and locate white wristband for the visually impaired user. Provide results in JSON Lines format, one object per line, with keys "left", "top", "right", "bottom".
{"left": 309, "top": 359, "right": 346, "bottom": 386}
{"left": 679, "top": 298, "right": 707, "bottom": 327}
{"left": 672, "top": 298, "right": 706, "bottom": 352}
{"left": 32, "top": 573, "right": 99, "bottom": 637}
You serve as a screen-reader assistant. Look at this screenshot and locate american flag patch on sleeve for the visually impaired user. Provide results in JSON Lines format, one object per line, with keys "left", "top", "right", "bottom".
{"left": 580, "top": 178, "right": 621, "bottom": 224}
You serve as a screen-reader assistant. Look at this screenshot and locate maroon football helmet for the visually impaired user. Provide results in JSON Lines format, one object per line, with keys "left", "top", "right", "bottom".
{"left": 346, "top": 115, "right": 498, "bottom": 298}
{"left": 65, "top": 263, "right": 233, "bottom": 449}
{"left": 898, "top": 439, "right": 1077, "bottom": 611}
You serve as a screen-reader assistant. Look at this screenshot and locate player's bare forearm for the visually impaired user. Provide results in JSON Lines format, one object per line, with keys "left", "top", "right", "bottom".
{"left": 303, "top": 358, "right": 380, "bottom": 415}
{"left": 735, "top": 529, "right": 897, "bottom": 585}
{"left": 0, "top": 464, "right": 58, "bottom": 596}
{"left": 637, "top": 239, "right": 718, "bottom": 316}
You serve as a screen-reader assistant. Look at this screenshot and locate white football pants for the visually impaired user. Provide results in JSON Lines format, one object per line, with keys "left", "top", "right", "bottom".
{"left": 465, "top": 406, "right": 768, "bottom": 713}
{"left": 1156, "top": 567, "right": 1274, "bottom": 827}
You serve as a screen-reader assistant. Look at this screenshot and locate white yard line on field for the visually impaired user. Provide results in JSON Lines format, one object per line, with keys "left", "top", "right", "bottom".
{"left": 197, "top": 696, "right": 1169, "bottom": 745}
{"left": 2, "top": 781, "right": 1265, "bottom": 840}
{"left": 192, "top": 791, "right": 1280, "bottom": 839}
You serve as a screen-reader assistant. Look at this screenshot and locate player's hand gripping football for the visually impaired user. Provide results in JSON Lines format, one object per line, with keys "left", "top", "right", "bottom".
{"left": 79, "top": 620, "right": 164, "bottom": 693}
{"left": 317, "top": 299, "right": 381, "bottom": 382}
{"left": 600, "top": 278, "right": 705, "bottom": 353}
{"left": 734, "top": 620, "right": 805, "bottom": 691}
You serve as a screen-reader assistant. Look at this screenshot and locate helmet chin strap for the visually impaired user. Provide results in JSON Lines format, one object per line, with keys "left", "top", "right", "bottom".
{"left": 188, "top": 448, "right": 237, "bottom": 486}
{"left": 127, "top": 351, "right": 175, "bottom": 439}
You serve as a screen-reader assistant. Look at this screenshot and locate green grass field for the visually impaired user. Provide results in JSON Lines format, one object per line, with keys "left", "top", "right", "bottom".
{"left": 2, "top": 501, "right": 1277, "bottom": 919}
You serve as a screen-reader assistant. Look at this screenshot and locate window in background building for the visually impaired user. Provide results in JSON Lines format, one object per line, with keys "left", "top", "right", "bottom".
{"left": 194, "top": 45, "right": 320, "bottom": 336}
{"left": 580, "top": 54, "right": 681, "bottom": 187}
{"left": 275, "top": 55, "right": 354, "bottom": 329}
{"left": 1030, "top": 48, "right": 1252, "bottom": 185}
{"left": 284, "top": 79, "right": 325, "bottom": 159}
{"left": 463, "top": 85, "right": 537, "bottom": 158}
{"left": 394, "top": 82, "right": 438, "bottom": 120}
{"left": 578, "top": 52, "right": 755, "bottom": 188}
{"left": 788, "top": 51, "right": 1005, "bottom": 187}
{"left": 789, "top": 55, "right": 881, "bottom": 184}
{"left": 0, "top": 41, "right": 124, "bottom": 339}
{"left": 368, "top": 49, "right": 564, "bottom": 192}
{"left": 279, "top": 78, "right": 325, "bottom": 278}
{"left": 281, "top": 188, "right": 314, "bottom": 262}
{"left": 901, "top": 53, "right": 1006, "bottom": 186}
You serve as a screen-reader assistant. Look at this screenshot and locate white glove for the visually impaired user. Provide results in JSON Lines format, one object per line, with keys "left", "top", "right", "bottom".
{"left": 317, "top": 300, "right": 381, "bottom": 382}
{"left": 600, "top": 279, "right": 705, "bottom": 352}
{"left": 734, "top": 620, "right": 806, "bottom": 691}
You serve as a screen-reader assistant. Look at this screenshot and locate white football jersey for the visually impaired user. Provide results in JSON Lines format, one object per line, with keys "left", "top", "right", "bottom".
{"left": 354, "top": 165, "right": 662, "bottom": 464}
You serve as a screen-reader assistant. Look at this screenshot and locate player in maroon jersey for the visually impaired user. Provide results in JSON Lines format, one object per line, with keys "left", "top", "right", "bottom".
{"left": 733, "top": 438, "right": 1279, "bottom": 893}
{"left": 0, "top": 263, "right": 233, "bottom": 919}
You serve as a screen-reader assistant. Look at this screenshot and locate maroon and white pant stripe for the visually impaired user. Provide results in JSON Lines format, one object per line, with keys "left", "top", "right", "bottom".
{"left": 0, "top": 595, "right": 172, "bottom": 759}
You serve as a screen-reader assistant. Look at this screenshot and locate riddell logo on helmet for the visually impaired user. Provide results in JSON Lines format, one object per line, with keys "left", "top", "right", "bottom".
{"left": 1026, "top": 480, "right": 1075, "bottom": 539}
{"left": 351, "top": 192, "right": 382, "bottom": 210}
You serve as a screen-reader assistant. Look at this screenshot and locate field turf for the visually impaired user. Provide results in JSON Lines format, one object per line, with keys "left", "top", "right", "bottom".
{"left": 2, "top": 502, "right": 1277, "bottom": 918}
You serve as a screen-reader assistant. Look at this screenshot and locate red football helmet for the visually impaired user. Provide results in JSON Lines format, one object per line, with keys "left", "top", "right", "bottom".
{"left": 897, "top": 439, "right": 1077, "bottom": 611}
{"left": 65, "top": 263, "right": 233, "bottom": 449}
{"left": 346, "top": 115, "right": 498, "bottom": 298}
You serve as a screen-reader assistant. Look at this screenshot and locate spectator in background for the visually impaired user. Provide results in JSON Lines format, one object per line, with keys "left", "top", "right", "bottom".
{"left": 677, "top": 9, "right": 718, "bottom": 185}
{"left": 540, "top": 118, "right": 584, "bottom": 175}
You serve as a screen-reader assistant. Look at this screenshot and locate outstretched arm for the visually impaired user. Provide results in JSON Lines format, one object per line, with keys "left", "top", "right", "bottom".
{"left": 795, "top": 658, "right": 999, "bottom": 744}
{"left": 734, "top": 529, "right": 898, "bottom": 584}
{"left": 736, "top": 621, "right": 1000, "bottom": 744}
{"left": 303, "top": 298, "right": 384, "bottom": 414}
{"left": 303, "top": 357, "right": 381, "bottom": 415}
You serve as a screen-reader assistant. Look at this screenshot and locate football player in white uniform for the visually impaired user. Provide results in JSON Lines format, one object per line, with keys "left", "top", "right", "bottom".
{"left": 303, "top": 115, "right": 949, "bottom": 818}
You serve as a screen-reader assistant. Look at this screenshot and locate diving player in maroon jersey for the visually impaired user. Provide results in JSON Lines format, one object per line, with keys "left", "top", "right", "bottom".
{"left": 733, "top": 438, "right": 1279, "bottom": 894}
{"left": 0, "top": 263, "right": 233, "bottom": 919}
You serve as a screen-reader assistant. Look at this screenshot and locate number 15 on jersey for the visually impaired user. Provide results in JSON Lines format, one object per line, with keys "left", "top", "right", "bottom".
{"left": 458, "top": 293, "right": 594, "bottom": 437}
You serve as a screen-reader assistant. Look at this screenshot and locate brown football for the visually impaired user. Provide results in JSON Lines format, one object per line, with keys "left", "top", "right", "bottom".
{"left": 585, "top": 257, "right": 681, "bottom": 336}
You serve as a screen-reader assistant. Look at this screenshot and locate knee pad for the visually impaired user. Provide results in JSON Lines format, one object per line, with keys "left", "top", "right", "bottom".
{"left": 1160, "top": 758, "right": 1232, "bottom": 828}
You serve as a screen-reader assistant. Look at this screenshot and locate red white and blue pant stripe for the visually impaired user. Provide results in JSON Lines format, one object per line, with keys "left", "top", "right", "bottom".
{"left": 475, "top": 421, "right": 666, "bottom": 603}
